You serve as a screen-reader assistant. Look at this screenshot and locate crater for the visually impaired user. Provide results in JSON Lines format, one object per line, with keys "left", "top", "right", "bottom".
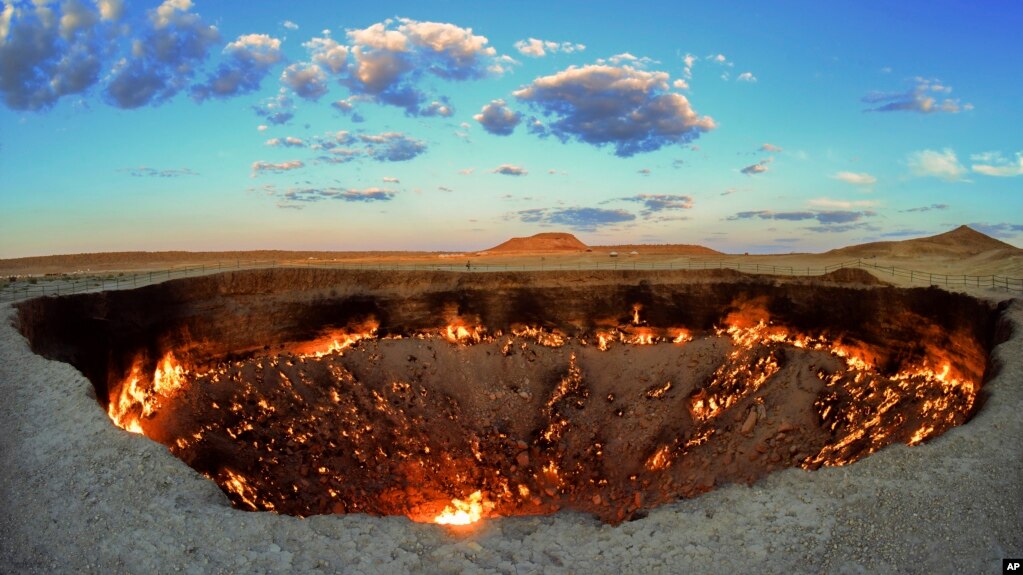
{"left": 15, "top": 268, "right": 999, "bottom": 525}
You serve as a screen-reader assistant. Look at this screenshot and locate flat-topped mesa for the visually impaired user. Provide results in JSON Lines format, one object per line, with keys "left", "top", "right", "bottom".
{"left": 484, "top": 232, "right": 589, "bottom": 253}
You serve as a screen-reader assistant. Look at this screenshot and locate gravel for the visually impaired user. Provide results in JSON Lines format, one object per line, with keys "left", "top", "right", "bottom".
{"left": 1, "top": 300, "right": 1020, "bottom": 574}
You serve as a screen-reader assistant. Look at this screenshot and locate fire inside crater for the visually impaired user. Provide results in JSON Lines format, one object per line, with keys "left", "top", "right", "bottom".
{"left": 15, "top": 269, "right": 999, "bottom": 525}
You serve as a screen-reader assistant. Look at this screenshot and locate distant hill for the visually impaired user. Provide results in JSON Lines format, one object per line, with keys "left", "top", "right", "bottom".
{"left": 0, "top": 250, "right": 438, "bottom": 275}
{"left": 484, "top": 233, "right": 589, "bottom": 253}
{"left": 594, "top": 243, "right": 723, "bottom": 256}
{"left": 828, "top": 225, "right": 1021, "bottom": 258}
{"left": 482, "top": 232, "right": 724, "bottom": 256}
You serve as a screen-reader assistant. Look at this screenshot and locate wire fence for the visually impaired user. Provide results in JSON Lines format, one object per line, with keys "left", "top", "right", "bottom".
{"left": 2, "top": 257, "right": 1021, "bottom": 303}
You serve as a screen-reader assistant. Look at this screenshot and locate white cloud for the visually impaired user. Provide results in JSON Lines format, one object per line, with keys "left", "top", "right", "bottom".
{"left": 737, "top": 71, "right": 756, "bottom": 82}
{"left": 304, "top": 35, "right": 349, "bottom": 74}
{"left": 971, "top": 151, "right": 1023, "bottom": 177}
{"left": 420, "top": 99, "right": 453, "bottom": 117}
{"left": 340, "top": 17, "right": 501, "bottom": 114}
{"left": 60, "top": 0, "right": 99, "bottom": 37}
{"left": 252, "top": 90, "right": 294, "bottom": 125}
{"left": 153, "top": 0, "right": 194, "bottom": 29}
{"left": 492, "top": 163, "right": 527, "bottom": 176}
{"left": 265, "top": 136, "right": 304, "bottom": 147}
{"left": 863, "top": 77, "right": 970, "bottom": 114}
{"left": 280, "top": 62, "right": 328, "bottom": 101}
{"left": 513, "top": 37, "right": 585, "bottom": 57}
{"left": 106, "top": 1, "right": 221, "bottom": 108}
{"left": 191, "top": 33, "right": 283, "bottom": 102}
{"left": 282, "top": 20, "right": 298, "bottom": 30}
{"left": 598, "top": 53, "right": 658, "bottom": 67}
{"left": 709, "top": 53, "right": 731, "bottom": 66}
{"left": 741, "top": 158, "right": 772, "bottom": 175}
{"left": 97, "top": 0, "right": 124, "bottom": 21}
{"left": 473, "top": 98, "right": 521, "bottom": 135}
{"left": 513, "top": 64, "right": 715, "bottom": 157}
{"left": 833, "top": 171, "right": 877, "bottom": 186}
{"left": 0, "top": 2, "right": 13, "bottom": 42}
{"left": 224, "top": 34, "right": 282, "bottom": 66}
{"left": 682, "top": 53, "right": 696, "bottom": 78}
{"left": 907, "top": 149, "right": 966, "bottom": 181}
{"left": 251, "top": 160, "right": 304, "bottom": 177}
{"left": 808, "top": 197, "right": 878, "bottom": 209}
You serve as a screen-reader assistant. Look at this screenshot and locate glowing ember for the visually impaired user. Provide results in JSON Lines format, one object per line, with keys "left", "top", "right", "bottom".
{"left": 433, "top": 490, "right": 491, "bottom": 525}
{"left": 94, "top": 299, "right": 988, "bottom": 524}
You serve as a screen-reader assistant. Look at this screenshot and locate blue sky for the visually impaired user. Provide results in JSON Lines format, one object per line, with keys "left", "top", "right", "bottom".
{"left": 1, "top": 0, "right": 1021, "bottom": 257}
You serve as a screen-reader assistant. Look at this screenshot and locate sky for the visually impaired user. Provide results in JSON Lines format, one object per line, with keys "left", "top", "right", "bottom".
{"left": 1, "top": 0, "right": 1022, "bottom": 258}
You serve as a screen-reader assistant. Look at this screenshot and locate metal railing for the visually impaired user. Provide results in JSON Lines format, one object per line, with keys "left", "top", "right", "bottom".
{"left": 2, "top": 257, "right": 1021, "bottom": 303}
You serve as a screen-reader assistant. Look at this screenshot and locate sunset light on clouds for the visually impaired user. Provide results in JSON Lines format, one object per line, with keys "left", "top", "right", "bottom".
{"left": 1, "top": 1, "right": 1020, "bottom": 257}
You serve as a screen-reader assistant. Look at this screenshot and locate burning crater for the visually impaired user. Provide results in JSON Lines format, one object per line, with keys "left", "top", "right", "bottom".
{"left": 15, "top": 269, "right": 999, "bottom": 525}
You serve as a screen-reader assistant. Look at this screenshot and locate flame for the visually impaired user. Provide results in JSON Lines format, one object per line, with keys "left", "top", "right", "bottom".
{"left": 222, "top": 468, "right": 273, "bottom": 511}
{"left": 309, "top": 324, "right": 379, "bottom": 357}
{"left": 433, "top": 490, "right": 492, "bottom": 525}
{"left": 632, "top": 304, "right": 642, "bottom": 325}
{"left": 108, "top": 351, "right": 188, "bottom": 433}
{"left": 646, "top": 445, "right": 672, "bottom": 470}
{"left": 511, "top": 325, "right": 565, "bottom": 347}
{"left": 645, "top": 380, "right": 672, "bottom": 399}
{"left": 152, "top": 352, "right": 186, "bottom": 397}
{"left": 444, "top": 324, "right": 486, "bottom": 344}
{"left": 109, "top": 361, "right": 146, "bottom": 434}
{"left": 671, "top": 329, "right": 692, "bottom": 344}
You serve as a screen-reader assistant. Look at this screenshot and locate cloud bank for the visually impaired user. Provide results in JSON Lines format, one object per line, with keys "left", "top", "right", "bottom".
{"left": 863, "top": 77, "right": 971, "bottom": 114}
{"left": 514, "top": 38, "right": 585, "bottom": 57}
{"left": 514, "top": 207, "right": 635, "bottom": 230}
{"left": 513, "top": 64, "right": 715, "bottom": 157}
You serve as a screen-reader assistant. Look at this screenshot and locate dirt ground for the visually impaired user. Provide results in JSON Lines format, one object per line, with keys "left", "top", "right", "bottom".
{"left": 2, "top": 226, "right": 1020, "bottom": 301}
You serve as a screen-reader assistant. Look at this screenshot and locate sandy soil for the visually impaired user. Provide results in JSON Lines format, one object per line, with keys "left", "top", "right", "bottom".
{"left": 1, "top": 276, "right": 1021, "bottom": 574}
{"left": 2, "top": 228, "right": 1020, "bottom": 303}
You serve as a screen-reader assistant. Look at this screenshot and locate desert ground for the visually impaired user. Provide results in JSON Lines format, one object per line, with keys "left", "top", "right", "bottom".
{"left": 0, "top": 226, "right": 1021, "bottom": 574}
{"left": 2, "top": 227, "right": 1021, "bottom": 303}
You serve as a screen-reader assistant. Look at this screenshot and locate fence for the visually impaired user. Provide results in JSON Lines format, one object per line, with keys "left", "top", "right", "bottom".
{"left": 2, "top": 257, "right": 1021, "bottom": 304}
